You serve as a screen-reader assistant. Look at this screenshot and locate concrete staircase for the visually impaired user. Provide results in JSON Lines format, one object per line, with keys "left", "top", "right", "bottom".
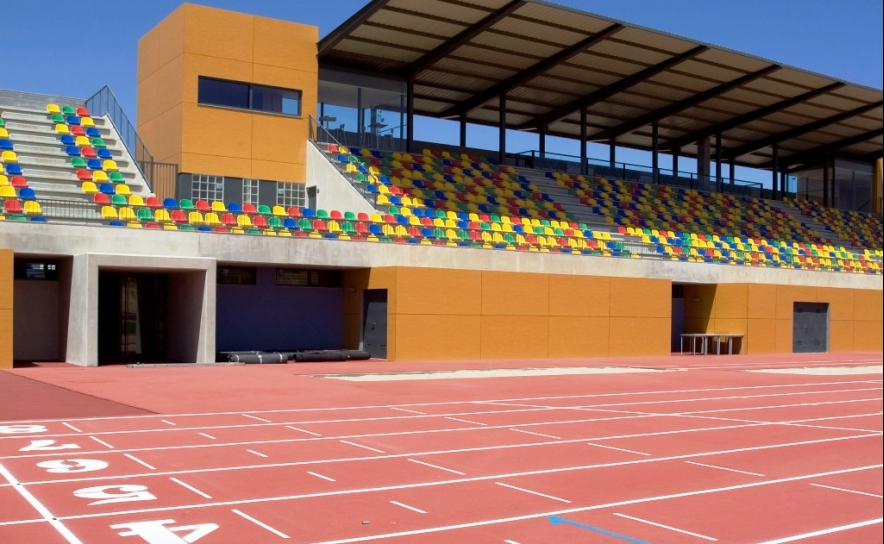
{"left": 2, "top": 105, "right": 151, "bottom": 221}
{"left": 513, "top": 167, "right": 615, "bottom": 231}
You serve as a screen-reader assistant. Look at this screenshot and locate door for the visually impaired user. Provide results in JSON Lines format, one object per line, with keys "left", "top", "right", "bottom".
{"left": 793, "top": 302, "right": 829, "bottom": 353}
{"left": 98, "top": 272, "right": 167, "bottom": 363}
{"left": 362, "top": 289, "right": 388, "bottom": 359}
{"left": 307, "top": 186, "right": 317, "bottom": 210}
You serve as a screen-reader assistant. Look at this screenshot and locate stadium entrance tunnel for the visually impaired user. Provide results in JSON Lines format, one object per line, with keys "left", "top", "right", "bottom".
{"left": 66, "top": 254, "right": 216, "bottom": 367}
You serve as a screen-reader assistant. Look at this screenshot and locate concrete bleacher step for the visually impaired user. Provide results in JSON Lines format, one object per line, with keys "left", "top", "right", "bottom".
{"left": 2, "top": 105, "right": 152, "bottom": 202}
{"left": 768, "top": 200, "right": 858, "bottom": 251}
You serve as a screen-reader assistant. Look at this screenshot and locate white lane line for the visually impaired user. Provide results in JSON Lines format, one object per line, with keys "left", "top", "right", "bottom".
{"left": 445, "top": 417, "right": 487, "bottom": 426}
{"left": 686, "top": 461, "right": 764, "bottom": 477}
{"left": 390, "top": 500, "right": 427, "bottom": 514}
{"left": 199, "top": 432, "right": 217, "bottom": 440}
{"left": 3, "top": 378, "right": 877, "bottom": 425}
{"left": 287, "top": 426, "right": 322, "bottom": 436}
{"left": 89, "top": 436, "right": 114, "bottom": 449}
{"left": 496, "top": 482, "right": 571, "bottom": 503}
{"left": 0, "top": 462, "right": 83, "bottom": 543}
{"left": 54, "top": 460, "right": 882, "bottom": 525}
{"left": 62, "top": 422, "right": 82, "bottom": 433}
{"left": 246, "top": 449, "right": 268, "bottom": 458}
{"left": 308, "top": 471, "right": 336, "bottom": 482}
{"left": 232, "top": 508, "right": 290, "bottom": 539}
{"left": 510, "top": 428, "right": 561, "bottom": 439}
{"left": 810, "top": 483, "right": 883, "bottom": 498}
{"left": 391, "top": 407, "right": 426, "bottom": 415}
{"left": 340, "top": 440, "right": 385, "bottom": 454}
{"left": 124, "top": 454, "right": 156, "bottom": 471}
{"left": 3, "top": 387, "right": 877, "bottom": 442}
{"left": 408, "top": 458, "right": 466, "bottom": 475}
{"left": 504, "top": 541, "right": 521, "bottom": 544}
{"left": 587, "top": 442, "right": 650, "bottom": 456}
{"left": 170, "top": 477, "right": 212, "bottom": 499}
{"left": 757, "top": 517, "right": 883, "bottom": 543}
{"left": 242, "top": 414, "right": 272, "bottom": 423}
{"left": 614, "top": 512, "right": 717, "bottom": 541}
{"left": 22, "top": 418, "right": 882, "bottom": 488}
{"left": 160, "top": 420, "right": 176, "bottom": 426}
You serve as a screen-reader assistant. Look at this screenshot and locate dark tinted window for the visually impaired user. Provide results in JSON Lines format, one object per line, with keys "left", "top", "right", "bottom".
{"left": 276, "top": 268, "right": 342, "bottom": 287}
{"left": 218, "top": 266, "right": 256, "bottom": 285}
{"left": 14, "top": 260, "right": 58, "bottom": 280}
{"left": 198, "top": 78, "right": 250, "bottom": 109}
{"left": 252, "top": 85, "right": 301, "bottom": 116}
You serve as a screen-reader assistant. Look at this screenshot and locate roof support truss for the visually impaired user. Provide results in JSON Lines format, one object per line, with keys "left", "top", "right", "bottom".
{"left": 401, "top": 0, "right": 525, "bottom": 77}
{"left": 439, "top": 23, "right": 624, "bottom": 118}
{"left": 660, "top": 82, "right": 845, "bottom": 151}
{"left": 591, "top": 64, "right": 781, "bottom": 141}
{"left": 519, "top": 45, "right": 709, "bottom": 130}
{"left": 725, "top": 100, "right": 884, "bottom": 159}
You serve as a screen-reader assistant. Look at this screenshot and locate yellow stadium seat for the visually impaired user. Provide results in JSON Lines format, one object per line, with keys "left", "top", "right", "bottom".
{"left": 154, "top": 209, "right": 172, "bottom": 223}
{"left": 81, "top": 182, "right": 98, "bottom": 194}
{"left": 23, "top": 201, "right": 42, "bottom": 215}
{"left": 46, "top": 104, "right": 61, "bottom": 114}
{"left": 0, "top": 129, "right": 8, "bottom": 139}
{"left": 103, "top": 160, "right": 119, "bottom": 172}
{"left": 128, "top": 195, "right": 145, "bottom": 207}
{"left": 75, "top": 135, "right": 90, "bottom": 147}
{"left": 80, "top": 117, "right": 95, "bottom": 127}
{"left": 272, "top": 205, "right": 286, "bottom": 216}
{"left": 188, "top": 211, "right": 204, "bottom": 225}
{"left": 0, "top": 175, "right": 8, "bottom": 186}
{"left": 114, "top": 184, "right": 131, "bottom": 196}
{"left": 211, "top": 201, "right": 227, "bottom": 212}
{"left": 1, "top": 151, "right": 17, "bottom": 163}
{"left": 55, "top": 124, "right": 70, "bottom": 134}
{"left": 126, "top": 222, "right": 142, "bottom": 229}
{"left": 118, "top": 207, "right": 136, "bottom": 221}
{"left": 237, "top": 214, "right": 253, "bottom": 227}
{"left": 101, "top": 206, "right": 119, "bottom": 220}
{"left": 204, "top": 213, "right": 221, "bottom": 226}
{"left": 93, "top": 171, "right": 109, "bottom": 183}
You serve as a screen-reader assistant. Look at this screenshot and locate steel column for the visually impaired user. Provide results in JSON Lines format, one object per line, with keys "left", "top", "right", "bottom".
{"left": 459, "top": 112, "right": 467, "bottom": 150}
{"left": 715, "top": 133, "right": 722, "bottom": 191}
{"left": 406, "top": 75, "right": 414, "bottom": 153}
{"left": 580, "top": 108, "right": 588, "bottom": 176}
{"left": 823, "top": 154, "right": 829, "bottom": 206}
{"left": 652, "top": 121, "right": 659, "bottom": 184}
{"left": 539, "top": 126, "right": 546, "bottom": 161}
{"left": 498, "top": 92, "right": 506, "bottom": 165}
{"left": 771, "top": 142, "right": 779, "bottom": 200}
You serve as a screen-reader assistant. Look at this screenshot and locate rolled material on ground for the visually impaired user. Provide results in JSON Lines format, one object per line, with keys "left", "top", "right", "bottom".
{"left": 224, "top": 352, "right": 289, "bottom": 364}
{"left": 293, "top": 350, "right": 371, "bottom": 362}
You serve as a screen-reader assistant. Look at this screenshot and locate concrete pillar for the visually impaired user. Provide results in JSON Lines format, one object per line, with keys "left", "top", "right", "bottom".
{"left": 696, "top": 137, "right": 711, "bottom": 184}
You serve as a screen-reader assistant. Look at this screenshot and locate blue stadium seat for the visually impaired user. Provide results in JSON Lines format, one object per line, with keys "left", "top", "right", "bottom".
{"left": 197, "top": 225, "right": 213, "bottom": 232}
{"left": 66, "top": 115, "right": 81, "bottom": 126}
{"left": 108, "top": 220, "right": 125, "bottom": 227}
{"left": 29, "top": 216, "right": 47, "bottom": 223}
{"left": 65, "top": 146, "right": 81, "bottom": 157}
{"left": 4, "top": 163, "right": 22, "bottom": 175}
{"left": 85, "top": 127, "right": 101, "bottom": 138}
{"left": 99, "top": 183, "right": 115, "bottom": 195}
{"left": 59, "top": 135, "right": 75, "bottom": 146}
{"left": 227, "top": 202, "right": 242, "bottom": 213}
{"left": 97, "top": 149, "right": 113, "bottom": 160}
{"left": 87, "top": 158, "right": 102, "bottom": 170}
{"left": 283, "top": 217, "right": 298, "bottom": 230}
{"left": 0, "top": 139, "right": 13, "bottom": 150}
{"left": 18, "top": 187, "right": 36, "bottom": 200}
{"left": 301, "top": 208, "right": 316, "bottom": 219}
{"left": 163, "top": 198, "right": 179, "bottom": 209}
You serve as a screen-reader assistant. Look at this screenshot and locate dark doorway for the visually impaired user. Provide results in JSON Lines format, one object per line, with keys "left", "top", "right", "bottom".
{"left": 362, "top": 289, "right": 388, "bottom": 359}
{"left": 793, "top": 302, "right": 829, "bottom": 353}
{"left": 98, "top": 272, "right": 168, "bottom": 363}
{"left": 307, "top": 186, "right": 318, "bottom": 210}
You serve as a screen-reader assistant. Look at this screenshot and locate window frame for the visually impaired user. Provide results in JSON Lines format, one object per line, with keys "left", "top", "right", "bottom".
{"left": 197, "top": 76, "right": 303, "bottom": 118}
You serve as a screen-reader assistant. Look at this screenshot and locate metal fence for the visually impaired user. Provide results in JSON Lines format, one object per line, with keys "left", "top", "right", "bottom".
{"left": 85, "top": 86, "right": 179, "bottom": 198}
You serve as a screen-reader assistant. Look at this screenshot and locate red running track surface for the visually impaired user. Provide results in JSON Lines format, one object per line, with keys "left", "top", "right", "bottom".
{"left": 0, "top": 353, "right": 881, "bottom": 543}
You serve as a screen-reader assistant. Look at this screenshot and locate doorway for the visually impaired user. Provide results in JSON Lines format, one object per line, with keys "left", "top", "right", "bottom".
{"left": 362, "top": 289, "right": 388, "bottom": 359}
{"left": 793, "top": 302, "right": 829, "bottom": 353}
{"left": 98, "top": 272, "right": 168, "bottom": 363}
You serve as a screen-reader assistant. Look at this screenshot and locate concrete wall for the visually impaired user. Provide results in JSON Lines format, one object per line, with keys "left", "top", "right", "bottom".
{"left": 683, "top": 283, "right": 883, "bottom": 354}
{"left": 138, "top": 3, "right": 319, "bottom": 186}
{"left": 13, "top": 280, "right": 59, "bottom": 361}
{"left": 343, "top": 267, "right": 671, "bottom": 361}
{"left": 0, "top": 250, "right": 11, "bottom": 368}
{"left": 65, "top": 254, "right": 216, "bottom": 367}
{"left": 216, "top": 267, "right": 343, "bottom": 352}
{"left": 307, "top": 142, "right": 376, "bottom": 214}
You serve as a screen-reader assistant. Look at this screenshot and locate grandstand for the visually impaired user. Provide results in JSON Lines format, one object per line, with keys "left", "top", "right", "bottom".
{"left": 0, "top": 1, "right": 881, "bottom": 368}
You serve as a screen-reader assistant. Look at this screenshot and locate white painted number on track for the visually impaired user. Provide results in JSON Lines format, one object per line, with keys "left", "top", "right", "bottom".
{"left": 37, "top": 459, "right": 109, "bottom": 473}
{"left": 20, "top": 439, "right": 81, "bottom": 452}
{"left": 0, "top": 424, "right": 47, "bottom": 434}
{"left": 111, "top": 519, "right": 219, "bottom": 543}
{"left": 74, "top": 484, "right": 157, "bottom": 506}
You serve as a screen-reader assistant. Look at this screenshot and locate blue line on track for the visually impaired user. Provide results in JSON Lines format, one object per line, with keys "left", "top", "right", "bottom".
{"left": 549, "top": 515, "right": 652, "bottom": 544}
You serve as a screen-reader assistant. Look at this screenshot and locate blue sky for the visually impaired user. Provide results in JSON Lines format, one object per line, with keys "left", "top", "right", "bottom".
{"left": 5, "top": 0, "right": 882, "bottom": 182}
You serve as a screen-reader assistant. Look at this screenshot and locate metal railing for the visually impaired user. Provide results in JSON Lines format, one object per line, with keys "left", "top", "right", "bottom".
{"left": 308, "top": 115, "right": 378, "bottom": 205}
{"left": 34, "top": 198, "right": 103, "bottom": 221}
{"left": 85, "top": 86, "right": 179, "bottom": 198}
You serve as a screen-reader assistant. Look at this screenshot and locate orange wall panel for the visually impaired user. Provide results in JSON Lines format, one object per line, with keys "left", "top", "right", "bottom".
{"left": 854, "top": 320, "right": 883, "bottom": 351}
{"left": 748, "top": 283, "right": 777, "bottom": 319}
{"left": 480, "top": 316, "right": 549, "bottom": 359}
{"left": 252, "top": 16, "right": 319, "bottom": 72}
{"left": 818, "top": 287, "right": 855, "bottom": 321}
{"left": 0, "top": 250, "right": 12, "bottom": 310}
{"left": 396, "top": 268, "right": 481, "bottom": 316}
{"left": 854, "top": 290, "right": 883, "bottom": 321}
{"left": 137, "top": 6, "right": 184, "bottom": 84}
{"left": 181, "top": 103, "right": 253, "bottom": 159}
{"left": 609, "top": 278, "right": 670, "bottom": 318}
{"left": 775, "top": 319, "right": 793, "bottom": 353}
{"left": 775, "top": 285, "right": 818, "bottom": 320}
{"left": 182, "top": 4, "right": 254, "bottom": 63}
{"left": 746, "top": 319, "right": 777, "bottom": 354}
{"left": 481, "top": 272, "right": 548, "bottom": 317}
{"left": 548, "top": 316, "right": 610, "bottom": 358}
{"left": 396, "top": 315, "right": 481, "bottom": 361}
{"left": 0, "top": 309, "right": 11, "bottom": 369}
{"left": 609, "top": 317, "right": 670, "bottom": 356}
{"left": 548, "top": 275, "right": 609, "bottom": 317}
{"left": 251, "top": 160, "right": 301, "bottom": 184}
{"left": 828, "top": 320, "right": 855, "bottom": 352}
{"left": 714, "top": 284, "right": 748, "bottom": 319}
{"left": 180, "top": 153, "right": 252, "bottom": 181}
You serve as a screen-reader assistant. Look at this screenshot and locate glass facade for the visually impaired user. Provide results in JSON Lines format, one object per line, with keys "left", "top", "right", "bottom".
{"left": 198, "top": 77, "right": 302, "bottom": 117}
{"left": 242, "top": 178, "right": 259, "bottom": 205}
{"left": 276, "top": 182, "right": 306, "bottom": 208}
{"left": 191, "top": 174, "right": 225, "bottom": 202}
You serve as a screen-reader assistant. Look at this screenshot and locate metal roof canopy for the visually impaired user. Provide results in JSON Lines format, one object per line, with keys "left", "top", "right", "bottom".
{"left": 319, "top": 0, "right": 883, "bottom": 172}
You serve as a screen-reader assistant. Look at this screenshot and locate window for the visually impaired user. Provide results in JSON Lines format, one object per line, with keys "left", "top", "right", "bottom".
{"left": 191, "top": 174, "right": 224, "bottom": 202}
{"left": 276, "top": 268, "right": 342, "bottom": 287}
{"left": 276, "top": 182, "right": 306, "bottom": 208}
{"left": 217, "top": 267, "right": 256, "bottom": 285}
{"left": 198, "top": 77, "right": 302, "bottom": 117}
{"left": 14, "top": 260, "right": 58, "bottom": 280}
{"left": 242, "top": 178, "right": 259, "bottom": 205}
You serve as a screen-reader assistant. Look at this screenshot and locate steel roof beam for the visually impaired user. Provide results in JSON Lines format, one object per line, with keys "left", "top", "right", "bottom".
{"left": 762, "top": 127, "right": 884, "bottom": 169}
{"left": 319, "top": 0, "right": 393, "bottom": 55}
{"left": 439, "top": 23, "right": 624, "bottom": 118}
{"left": 660, "top": 82, "right": 845, "bottom": 151}
{"left": 591, "top": 64, "right": 781, "bottom": 141}
{"left": 726, "top": 100, "right": 884, "bottom": 159}
{"left": 519, "top": 45, "right": 708, "bottom": 130}
{"left": 402, "top": 0, "right": 525, "bottom": 77}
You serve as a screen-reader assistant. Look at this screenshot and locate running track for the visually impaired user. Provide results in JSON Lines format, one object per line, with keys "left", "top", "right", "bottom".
{"left": 0, "top": 356, "right": 881, "bottom": 543}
